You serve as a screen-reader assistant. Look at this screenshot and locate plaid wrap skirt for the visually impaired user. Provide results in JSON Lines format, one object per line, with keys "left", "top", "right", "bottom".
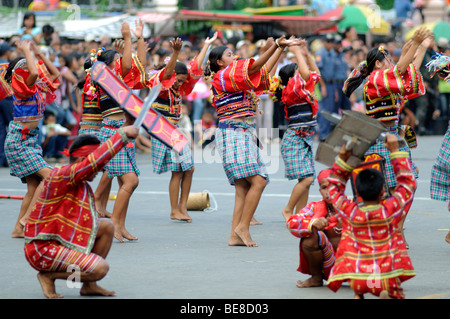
{"left": 78, "top": 122, "right": 104, "bottom": 140}
{"left": 151, "top": 136, "right": 193, "bottom": 174}
{"left": 215, "top": 120, "right": 269, "bottom": 186}
{"left": 281, "top": 127, "right": 315, "bottom": 181}
{"left": 5, "top": 121, "right": 51, "bottom": 181}
{"left": 100, "top": 118, "right": 140, "bottom": 177}
{"left": 430, "top": 122, "right": 450, "bottom": 201}
{"left": 365, "top": 125, "right": 418, "bottom": 188}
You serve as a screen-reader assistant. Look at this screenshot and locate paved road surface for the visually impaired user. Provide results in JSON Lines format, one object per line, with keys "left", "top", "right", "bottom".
{"left": 0, "top": 134, "right": 449, "bottom": 304}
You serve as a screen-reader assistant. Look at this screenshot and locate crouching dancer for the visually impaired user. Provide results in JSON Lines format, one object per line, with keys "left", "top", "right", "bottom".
{"left": 23, "top": 125, "right": 139, "bottom": 298}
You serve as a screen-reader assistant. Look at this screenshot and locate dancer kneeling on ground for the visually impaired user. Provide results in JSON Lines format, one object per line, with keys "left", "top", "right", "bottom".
{"left": 23, "top": 125, "right": 139, "bottom": 298}
{"left": 326, "top": 133, "right": 416, "bottom": 299}
{"left": 286, "top": 168, "right": 341, "bottom": 288}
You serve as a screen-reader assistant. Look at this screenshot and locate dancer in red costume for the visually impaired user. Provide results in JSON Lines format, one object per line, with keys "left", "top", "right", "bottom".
{"left": 2, "top": 40, "right": 60, "bottom": 238}
{"left": 326, "top": 134, "right": 416, "bottom": 299}
{"left": 286, "top": 168, "right": 341, "bottom": 288}
{"left": 24, "top": 125, "right": 139, "bottom": 298}
{"left": 147, "top": 33, "right": 217, "bottom": 223}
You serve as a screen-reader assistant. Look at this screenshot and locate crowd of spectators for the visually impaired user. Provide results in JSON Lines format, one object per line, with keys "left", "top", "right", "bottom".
{"left": 0, "top": 11, "right": 449, "bottom": 167}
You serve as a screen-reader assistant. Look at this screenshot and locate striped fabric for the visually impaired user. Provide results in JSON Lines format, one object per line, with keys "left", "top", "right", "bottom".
{"left": 148, "top": 58, "right": 203, "bottom": 124}
{"left": 365, "top": 125, "right": 418, "bottom": 188}
{"left": 151, "top": 136, "right": 193, "bottom": 174}
{"left": 364, "top": 63, "right": 425, "bottom": 123}
{"left": 24, "top": 129, "right": 129, "bottom": 255}
{"left": 285, "top": 102, "right": 317, "bottom": 129}
{"left": 215, "top": 120, "right": 268, "bottom": 185}
{"left": 326, "top": 152, "right": 417, "bottom": 298}
{"left": 5, "top": 121, "right": 51, "bottom": 181}
{"left": 211, "top": 58, "right": 270, "bottom": 121}
{"left": 78, "top": 122, "right": 103, "bottom": 138}
{"left": 286, "top": 200, "right": 336, "bottom": 279}
{"left": 349, "top": 277, "right": 405, "bottom": 299}
{"left": 100, "top": 118, "right": 140, "bottom": 177}
{"left": 280, "top": 127, "right": 315, "bottom": 180}
{"left": 24, "top": 240, "right": 102, "bottom": 273}
{"left": 281, "top": 72, "right": 320, "bottom": 120}
{"left": 430, "top": 122, "right": 450, "bottom": 201}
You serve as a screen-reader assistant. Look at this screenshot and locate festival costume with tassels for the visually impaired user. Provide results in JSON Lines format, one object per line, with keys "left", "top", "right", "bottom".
{"left": 95, "top": 52, "right": 142, "bottom": 178}
{"left": 279, "top": 72, "right": 321, "bottom": 181}
{"left": 326, "top": 154, "right": 416, "bottom": 298}
{"left": 350, "top": 63, "right": 425, "bottom": 188}
{"left": 212, "top": 58, "right": 271, "bottom": 185}
{"left": 24, "top": 129, "right": 129, "bottom": 273}
{"left": 3, "top": 62, "right": 59, "bottom": 181}
{"left": 78, "top": 72, "right": 103, "bottom": 136}
{"left": 147, "top": 58, "right": 202, "bottom": 174}
{"left": 427, "top": 54, "right": 450, "bottom": 204}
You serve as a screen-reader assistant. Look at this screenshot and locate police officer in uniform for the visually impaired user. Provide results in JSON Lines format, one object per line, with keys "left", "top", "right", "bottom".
{"left": 333, "top": 34, "right": 351, "bottom": 119}
{"left": 315, "top": 34, "right": 338, "bottom": 140}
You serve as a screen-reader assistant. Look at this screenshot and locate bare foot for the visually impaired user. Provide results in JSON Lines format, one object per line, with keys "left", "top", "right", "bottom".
{"left": 80, "top": 282, "right": 116, "bottom": 297}
{"left": 180, "top": 208, "right": 193, "bottom": 223}
{"left": 121, "top": 229, "right": 138, "bottom": 241}
{"left": 379, "top": 290, "right": 391, "bottom": 299}
{"left": 170, "top": 209, "right": 192, "bottom": 223}
{"left": 11, "top": 224, "right": 24, "bottom": 238}
{"left": 282, "top": 208, "right": 293, "bottom": 222}
{"left": 445, "top": 230, "right": 450, "bottom": 244}
{"left": 37, "top": 272, "right": 63, "bottom": 299}
{"left": 114, "top": 230, "right": 124, "bottom": 243}
{"left": 296, "top": 278, "right": 323, "bottom": 288}
{"left": 250, "top": 217, "right": 262, "bottom": 225}
{"left": 228, "top": 232, "right": 246, "bottom": 246}
{"left": 354, "top": 293, "right": 364, "bottom": 299}
{"left": 97, "top": 209, "right": 112, "bottom": 218}
{"left": 234, "top": 226, "right": 258, "bottom": 247}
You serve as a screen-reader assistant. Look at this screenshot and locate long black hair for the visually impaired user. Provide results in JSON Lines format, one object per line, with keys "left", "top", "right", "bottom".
{"left": 274, "top": 63, "right": 298, "bottom": 103}
{"left": 344, "top": 47, "right": 388, "bottom": 97}
{"left": 97, "top": 49, "right": 118, "bottom": 66}
{"left": 4, "top": 57, "right": 25, "bottom": 83}
{"left": 22, "top": 12, "right": 37, "bottom": 28}
{"left": 204, "top": 45, "right": 228, "bottom": 77}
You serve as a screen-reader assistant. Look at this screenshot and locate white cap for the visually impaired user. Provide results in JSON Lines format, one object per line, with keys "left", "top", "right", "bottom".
{"left": 84, "top": 34, "right": 96, "bottom": 43}
{"left": 437, "top": 37, "right": 449, "bottom": 49}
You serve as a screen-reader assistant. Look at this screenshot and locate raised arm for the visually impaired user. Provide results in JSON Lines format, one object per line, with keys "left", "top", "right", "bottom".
{"left": 71, "top": 126, "right": 138, "bottom": 183}
{"left": 251, "top": 36, "right": 303, "bottom": 76}
{"left": 300, "top": 41, "right": 320, "bottom": 75}
{"left": 121, "top": 21, "right": 132, "bottom": 77}
{"left": 397, "top": 27, "right": 430, "bottom": 73}
{"left": 16, "top": 40, "right": 38, "bottom": 86}
{"left": 196, "top": 32, "right": 218, "bottom": 69}
{"left": 161, "top": 37, "right": 182, "bottom": 81}
{"left": 132, "top": 18, "right": 147, "bottom": 66}
{"left": 413, "top": 34, "right": 434, "bottom": 68}
{"left": 289, "top": 40, "right": 311, "bottom": 81}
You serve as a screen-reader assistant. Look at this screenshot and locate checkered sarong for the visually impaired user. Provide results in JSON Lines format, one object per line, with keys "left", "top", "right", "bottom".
{"left": 430, "top": 122, "right": 450, "bottom": 201}
{"left": 78, "top": 122, "right": 104, "bottom": 140}
{"left": 281, "top": 127, "right": 315, "bottom": 180}
{"left": 100, "top": 118, "right": 140, "bottom": 177}
{"left": 365, "top": 125, "right": 418, "bottom": 188}
{"left": 5, "top": 121, "right": 51, "bottom": 181}
{"left": 151, "top": 136, "right": 193, "bottom": 174}
{"left": 215, "top": 120, "right": 269, "bottom": 185}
